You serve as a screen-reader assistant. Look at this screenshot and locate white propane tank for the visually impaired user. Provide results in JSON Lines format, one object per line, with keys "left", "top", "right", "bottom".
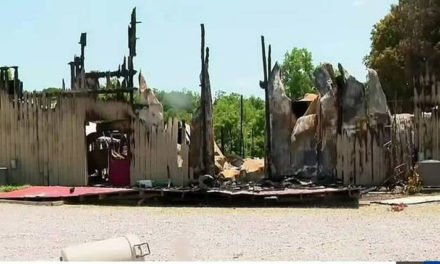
{"left": 60, "top": 235, "right": 150, "bottom": 261}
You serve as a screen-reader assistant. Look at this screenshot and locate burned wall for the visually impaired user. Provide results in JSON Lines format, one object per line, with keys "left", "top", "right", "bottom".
{"left": 267, "top": 63, "right": 294, "bottom": 178}
{"left": 336, "top": 66, "right": 392, "bottom": 186}
{"left": 190, "top": 25, "right": 215, "bottom": 179}
{"left": 288, "top": 63, "right": 394, "bottom": 186}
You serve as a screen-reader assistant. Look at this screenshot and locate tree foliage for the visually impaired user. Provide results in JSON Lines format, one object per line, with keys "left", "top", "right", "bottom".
{"left": 280, "top": 47, "right": 315, "bottom": 100}
{"left": 7, "top": 69, "right": 13, "bottom": 80}
{"left": 99, "top": 78, "right": 200, "bottom": 123}
{"left": 365, "top": 0, "right": 440, "bottom": 106}
{"left": 154, "top": 89, "right": 200, "bottom": 122}
{"left": 97, "top": 78, "right": 138, "bottom": 102}
{"left": 213, "top": 91, "right": 265, "bottom": 158}
{"left": 41, "top": 87, "right": 62, "bottom": 95}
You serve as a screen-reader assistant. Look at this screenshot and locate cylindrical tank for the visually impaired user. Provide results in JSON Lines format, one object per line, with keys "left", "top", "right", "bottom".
{"left": 60, "top": 235, "right": 149, "bottom": 261}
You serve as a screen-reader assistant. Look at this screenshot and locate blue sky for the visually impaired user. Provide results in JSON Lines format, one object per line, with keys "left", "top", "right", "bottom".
{"left": 0, "top": 0, "right": 397, "bottom": 97}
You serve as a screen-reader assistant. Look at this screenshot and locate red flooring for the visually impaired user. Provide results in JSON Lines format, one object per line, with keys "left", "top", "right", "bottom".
{"left": 0, "top": 186, "right": 133, "bottom": 199}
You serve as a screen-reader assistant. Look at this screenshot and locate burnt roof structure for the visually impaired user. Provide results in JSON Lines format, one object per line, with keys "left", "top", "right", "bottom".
{"left": 68, "top": 8, "right": 140, "bottom": 105}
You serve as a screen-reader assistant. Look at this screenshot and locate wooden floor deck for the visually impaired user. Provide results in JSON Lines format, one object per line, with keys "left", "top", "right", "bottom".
{"left": 0, "top": 185, "right": 360, "bottom": 206}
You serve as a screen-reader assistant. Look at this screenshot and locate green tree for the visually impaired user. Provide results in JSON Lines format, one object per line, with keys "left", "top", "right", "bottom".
{"left": 7, "top": 69, "right": 13, "bottom": 80}
{"left": 154, "top": 89, "right": 200, "bottom": 122}
{"left": 42, "top": 87, "right": 62, "bottom": 95}
{"left": 98, "top": 77, "right": 128, "bottom": 102}
{"left": 364, "top": 3, "right": 407, "bottom": 103}
{"left": 365, "top": 0, "right": 440, "bottom": 108}
{"left": 280, "top": 48, "right": 315, "bottom": 100}
{"left": 213, "top": 92, "right": 265, "bottom": 158}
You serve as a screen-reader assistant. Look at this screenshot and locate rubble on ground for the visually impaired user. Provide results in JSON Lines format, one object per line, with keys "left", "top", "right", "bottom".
{"left": 141, "top": 60, "right": 411, "bottom": 192}
{"left": 216, "top": 145, "right": 265, "bottom": 183}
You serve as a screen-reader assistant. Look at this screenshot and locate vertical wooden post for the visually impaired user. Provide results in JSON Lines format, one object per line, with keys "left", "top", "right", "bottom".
{"left": 228, "top": 128, "right": 232, "bottom": 154}
{"left": 220, "top": 126, "right": 225, "bottom": 154}
{"left": 251, "top": 127, "right": 254, "bottom": 158}
{"left": 199, "top": 24, "right": 215, "bottom": 176}
{"left": 13, "top": 67, "right": 19, "bottom": 96}
{"left": 79, "top": 33, "right": 86, "bottom": 90}
{"left": 259, "top": 36, "right": 272, "bottom": 179}
{"left": 128, "top": 7, "right": 140, "bottom": 89}
{"left": 336, "top": 63, "right": 346, "bottom": 135}
{"left": 69, "top": 62, "right": 75, "bottom": 90}
{"left": 200, "top": 24, "right": 206, "bottom": 172}
{"left": 239, "top": 94, "right": 244, "bottom": 157}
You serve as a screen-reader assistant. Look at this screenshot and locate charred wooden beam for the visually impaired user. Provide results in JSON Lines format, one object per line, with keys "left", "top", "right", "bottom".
{"left": 43, "top": 87, "right": 137, "bottom": 96}
{"left": 128, "top": 7, "right": 141, "bottom": 89}
{"left": 70, "top": 88, "right": 136, "bottom": 95}
{"left": 259, "top": 36, "right": 272, "bottom": 179}
{"left": 240, "top": 94, "right": 244, "bottom": 157}
{"left": 84, "top": 69, "right": 137, "bottom": 79}
{"left": 199, "top": 24, "right": 215, "bottom": 177}
{"left": 336, "top": 63, "right": 346, "bottom": 135}
{"left": 67, "top": 8, "right": 141, "bottom": 91}
{"left": 68, "top": 62, "right": 75, "bottom": 90}
{"left": 0, "top": 70, "right": 3, "bottom": 90}
{"left": 96, "top": 119, "right": 131, "bottom": 133}
{"left": 12, "top": 66, "right": 19, "bottom": 96}
{"left": 79, "top": 33, "right": 86, "bottom": 71}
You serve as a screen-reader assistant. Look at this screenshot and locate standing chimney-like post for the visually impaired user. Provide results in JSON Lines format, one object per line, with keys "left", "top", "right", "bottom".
{"left": 199, "top": 24, "right": 215, "bottom": 177}
{"left": 240, "top": 94, "right": 244, "bottom": 157}
{"left": 259, "top": 36, "right": 272, "bottom": 179}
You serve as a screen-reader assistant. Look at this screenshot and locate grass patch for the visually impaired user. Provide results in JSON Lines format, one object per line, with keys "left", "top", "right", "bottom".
{"left": 0, "top": 185, "right": 29, "bottom": 193}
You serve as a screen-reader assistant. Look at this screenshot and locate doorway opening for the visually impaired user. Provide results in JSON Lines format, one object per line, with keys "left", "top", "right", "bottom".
{"left": 85, "top": 119, "right": 131, "bottom": 187}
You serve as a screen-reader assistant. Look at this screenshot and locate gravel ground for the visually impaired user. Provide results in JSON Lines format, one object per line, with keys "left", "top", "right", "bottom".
{"left": 1, "top": 202, "right": 440, "bottom": 261}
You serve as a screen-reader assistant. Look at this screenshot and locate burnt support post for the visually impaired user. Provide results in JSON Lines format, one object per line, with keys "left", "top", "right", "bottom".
{"left": 79, "top": 33, "right": 87, "bottom": 90}
{"left": 200, "top": 24, "right": 215, "bottom": 177}
{"left": 128, "top": 7, "right": 140, "bottom": 89}
{"left": 240, "top": 94, "right": 244, "bottom": 157}
{"left": 229, "top": 129, "right": 232, "bottom": 154}
{"left": 12, "top": 66, "right": 19, "bottom": 96}
{"left": 259, "top": 36, "right": 272, "bottom": 179}
{"left": 220, "top": 126, "right": 225, "bottom": 154}
{"left": 336, "top": 63, "right": 346, "bottom": 135}
{"left": 79, "top": 33, "right": 86, "bottom": 71}
{"left": 251, "top": 127, "right": 254, "bottom": 158}
{"left": 0, "top": 68, "right": 4, "bottom": 90}
{"left": 69, "top": 62, "right": 75, "bottom": 90}
{"left": 68, "top": 33, "right": 86, "bottom": 91}
{"left": 67, "top": 9, "right": 139, "bottom": 92}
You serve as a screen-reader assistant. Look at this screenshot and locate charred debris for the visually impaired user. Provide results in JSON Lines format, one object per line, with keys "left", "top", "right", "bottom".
{"left": 0, "top": 7, "right": 434, "bottom": 201}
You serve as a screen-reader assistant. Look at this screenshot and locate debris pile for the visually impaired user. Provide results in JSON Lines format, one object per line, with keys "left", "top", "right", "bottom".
{"left": 190, "top": 138, "right": 264, "bottom": 185}
{"left": 405, "top": 166, "right": 422, "bottom": 194}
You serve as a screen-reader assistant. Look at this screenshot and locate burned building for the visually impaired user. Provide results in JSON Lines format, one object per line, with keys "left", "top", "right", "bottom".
{"left": 0, "top": 9, "right": 190, "bottom": 188}
{"left": 265, "top": 60, "right": 397, "bottom": 186}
